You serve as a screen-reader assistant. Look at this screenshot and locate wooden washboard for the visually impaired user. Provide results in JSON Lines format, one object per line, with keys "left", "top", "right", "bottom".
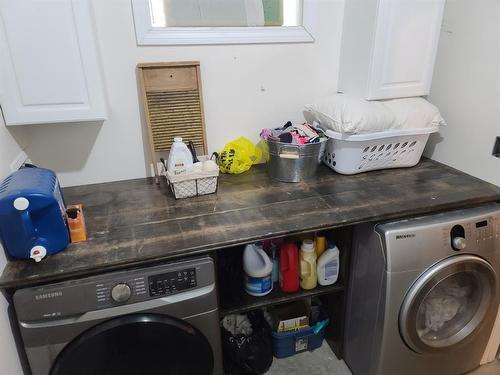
{"left": 137, "top": 62, "right": 208, "bottom": 179}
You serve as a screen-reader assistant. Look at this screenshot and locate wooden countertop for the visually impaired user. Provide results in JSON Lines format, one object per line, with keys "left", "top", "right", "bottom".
{"left": 1, "top": 159, "right": 499, "bottom": 289}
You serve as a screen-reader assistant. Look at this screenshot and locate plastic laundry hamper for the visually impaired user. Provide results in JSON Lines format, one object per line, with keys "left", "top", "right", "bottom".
{"left": 323, "top": 127, "right": 438, "bottom": 175}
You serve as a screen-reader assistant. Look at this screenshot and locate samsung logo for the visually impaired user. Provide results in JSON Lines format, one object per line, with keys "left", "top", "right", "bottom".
{"left": 35, "top": 291, "right": 63, "bottom": 300}
{"left": 396, "top": 233, "right": 416, "bottom": 240}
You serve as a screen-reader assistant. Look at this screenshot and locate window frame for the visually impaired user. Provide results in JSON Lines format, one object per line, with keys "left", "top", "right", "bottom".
{"left": 131, "top": 0, "right": 314, "bottom": 45}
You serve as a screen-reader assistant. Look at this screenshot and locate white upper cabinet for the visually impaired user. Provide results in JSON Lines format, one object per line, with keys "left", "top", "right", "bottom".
{"left": 338, "top": 0, "right": 445, "bottom": 100}
{"left": 0, "top": 0, "right": 106, "bottom": 126}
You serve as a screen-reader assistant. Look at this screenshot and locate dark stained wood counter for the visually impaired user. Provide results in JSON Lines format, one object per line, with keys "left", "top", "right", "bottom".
{"left": 1, "top": 159, "right": 499, "bottom": 289}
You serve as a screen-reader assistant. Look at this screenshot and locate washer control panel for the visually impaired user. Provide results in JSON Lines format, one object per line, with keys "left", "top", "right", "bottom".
{"left": 111, "top": 283, "right": 132, "bottom": 303}
{"left": 93, "top": 268, "right": 198, "bottom": 306}
{"left": 14, "top": 257, "right": 213, "bottom": 322}
{"left": 148, "top": 268, "right": 197, "bottom": 297}
{"left": 95, "top": 276, "right": 147, "bottom": 307}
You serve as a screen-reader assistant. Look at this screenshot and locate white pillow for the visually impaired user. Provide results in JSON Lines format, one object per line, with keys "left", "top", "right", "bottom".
{"left": 383, "top": 97, "right": 447, "bottom": 129}
{"left": 304, "top": 94, "right": 445, "bottom": 134}
{"left": 304, "top": 94, "right": 397, "bottom": 134}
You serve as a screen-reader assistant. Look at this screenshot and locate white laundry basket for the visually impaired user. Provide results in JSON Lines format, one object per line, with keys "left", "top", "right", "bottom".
{"left": 323, "top": 127, "right": 438, "bottom": 175}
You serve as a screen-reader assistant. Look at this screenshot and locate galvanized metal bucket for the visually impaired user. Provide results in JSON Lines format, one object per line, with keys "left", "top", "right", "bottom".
{"left": 266, "top": 140, "right": 326, "bottom": 182}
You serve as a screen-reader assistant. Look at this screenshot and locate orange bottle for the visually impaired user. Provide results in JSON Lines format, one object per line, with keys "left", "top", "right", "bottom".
{"left": 66, "top": 204, "right": 87, "bottom": 243}
{"left": 315, "top": 232, "right": 327, "bottom": 257}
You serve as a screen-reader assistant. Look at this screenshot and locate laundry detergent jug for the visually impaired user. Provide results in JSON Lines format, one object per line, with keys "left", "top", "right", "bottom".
{"left": 279, "top": 242, "right": 299, "bottom": 293}
{"left": 0, "top": 168, "right": 69, "bottom": 262}
{"left": 317, "top": 242, "right": 340, "bottom": 286}
{"left": 299, "top": 239, "right": 317, "bottom": 290}
{"left": 167, "top": 137, "right": 193, "bottom": 175}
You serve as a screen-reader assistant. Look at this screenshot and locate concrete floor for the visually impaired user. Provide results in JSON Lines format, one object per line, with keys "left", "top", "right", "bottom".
{"left": 467, "top": 360, "right": 500, "bottom": 375}
{"left": 267, "top": 343, "right": 499, "bottom": 375}
{"left": 267, "top": 343, "right": 350, "bottom": 375}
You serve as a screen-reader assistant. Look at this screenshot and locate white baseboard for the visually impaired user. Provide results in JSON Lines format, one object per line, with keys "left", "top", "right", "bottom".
{"left": 481, "top": 307, "right": 500, "bottom": 364}
{"left": 9, "top": 151, "right": 28, "bottom": 172}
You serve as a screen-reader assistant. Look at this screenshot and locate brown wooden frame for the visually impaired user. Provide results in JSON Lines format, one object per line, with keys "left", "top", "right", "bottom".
{"left": 137, "top": 61, "right": 208, "bottom": 181}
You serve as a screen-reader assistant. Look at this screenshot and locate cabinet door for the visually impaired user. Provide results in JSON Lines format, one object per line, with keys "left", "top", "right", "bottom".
{"left": 366, "top": 0, "right": 445, "bottom": 100}
{"left": 0, "top": 0, "right": 106, "bottom": 125}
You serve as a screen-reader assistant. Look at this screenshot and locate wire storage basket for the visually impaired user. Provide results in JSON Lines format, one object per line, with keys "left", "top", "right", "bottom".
{"left": 162, "top": 156, "right": 219, "bottom": 199}
{"left": 323, "top": 127, "right": 438, "bottom": 175}
{"left": 167, "top": 172, "right": 218, "bottom": 199}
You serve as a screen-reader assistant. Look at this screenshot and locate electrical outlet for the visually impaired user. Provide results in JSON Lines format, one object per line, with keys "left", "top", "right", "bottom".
{"left": 493, "top": 136, "right": 500, "bottom": 158}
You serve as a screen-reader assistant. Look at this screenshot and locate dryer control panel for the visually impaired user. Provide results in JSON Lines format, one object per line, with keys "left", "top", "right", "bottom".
{"left": 379, "top": 204, "right": 500, "bottom": 273}
{"left": 449, "top": 215, "right": 499, "bottom": 252}
{"left": 474, "top": 219, "right": 495, "bottom": 243}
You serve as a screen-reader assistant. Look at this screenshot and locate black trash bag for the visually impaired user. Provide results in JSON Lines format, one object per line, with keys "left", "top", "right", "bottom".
{"left": 222, "top": 310, "right": 273, "bottom": 375}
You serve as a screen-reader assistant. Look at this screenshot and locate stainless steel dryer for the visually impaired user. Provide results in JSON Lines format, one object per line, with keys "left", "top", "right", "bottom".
{"left": 13, "top": 256, "right": 223, "bottom": 375}
{"left": 345, "top": 204, "right": 500, "bottom": 375}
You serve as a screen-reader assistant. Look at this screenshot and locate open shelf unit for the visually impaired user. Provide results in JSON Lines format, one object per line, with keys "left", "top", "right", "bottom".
{"left": 220, "top": 283, "right": 344, "bottom": 316}
{"left": 216, "top": 227, "right": 353, "bottom": 357}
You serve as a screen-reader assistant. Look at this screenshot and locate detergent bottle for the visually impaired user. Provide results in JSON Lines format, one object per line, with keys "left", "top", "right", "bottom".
{"left": 279, "top": 242, "right": 299, "bottom": 293}
{"left": 167, "top": 137, "right": 193, "bottom": 175}
{"left": 299, "top": 239, "right": 317, "bottom": 290}
{"left": 317, "top": 241, "right": 340, "bottom": 286}
{"left": 315, "top": 232, "right": 327, "bottom": 257}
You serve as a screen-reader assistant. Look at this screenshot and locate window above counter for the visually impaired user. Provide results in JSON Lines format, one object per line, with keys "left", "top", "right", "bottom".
{"left": 131, "top": 0, "right": 314, "bottom": 45}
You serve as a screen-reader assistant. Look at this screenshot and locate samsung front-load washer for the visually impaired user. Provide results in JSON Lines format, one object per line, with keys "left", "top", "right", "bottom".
{"left": 13, "top": 256, "right": 223, "bottom": 375}
{"left": 344, "top": 204, "right": 500, "bottom": 375}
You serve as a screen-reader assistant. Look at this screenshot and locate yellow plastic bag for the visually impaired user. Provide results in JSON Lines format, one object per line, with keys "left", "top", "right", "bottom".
{"left": 218, "top": 137, "right": 263, "bottom": 174}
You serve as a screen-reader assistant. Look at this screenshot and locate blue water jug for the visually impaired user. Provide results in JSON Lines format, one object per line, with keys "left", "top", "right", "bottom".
{"left": 0, "top": 168, "right": 69, "bottom": 262}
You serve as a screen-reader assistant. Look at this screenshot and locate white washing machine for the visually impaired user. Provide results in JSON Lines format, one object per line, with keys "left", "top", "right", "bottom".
{"left": 14, "top": 256, "right": 223, "bottom": 375}
{"left": 345, "top": 204, "right": 500, "bottom": 375}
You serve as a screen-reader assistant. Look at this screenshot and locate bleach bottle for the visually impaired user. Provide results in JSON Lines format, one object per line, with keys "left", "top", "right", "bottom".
{"left": 243, "top": 243, "right": 273, "bottom": 296}
{"left": 317, "top": 241, "right": 340, "bottom": 286}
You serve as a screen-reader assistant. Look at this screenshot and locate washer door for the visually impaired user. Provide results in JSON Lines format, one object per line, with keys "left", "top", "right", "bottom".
{"left": 50, "top": 314, "right": 214, "bottom": 375}
{"left": 399, "top": 255, "right": 498, "bottom": 354}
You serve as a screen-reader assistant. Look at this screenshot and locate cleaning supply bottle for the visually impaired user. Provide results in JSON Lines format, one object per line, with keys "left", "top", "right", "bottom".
{"left": 167, "top": 137, "right": 193, "bottom": 175}
{"left": 300, "top": 239, "right": 317, "bottom": 290}
{"left": 271, "top": 243, "right": 279, "bottom": 283}
{"left": 315, "top": 232, "right": 327, "bottom": 257}
{"left": 279, "top": 242, "right": 299, "bottom": 293}
{"left": 317, "top": 241, "right": 340, "bottom": 286}
{"left": 243, "top": 243, "right": 273, "bottom": 296}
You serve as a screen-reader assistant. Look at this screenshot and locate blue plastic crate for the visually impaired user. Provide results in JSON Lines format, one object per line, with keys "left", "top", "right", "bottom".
{"left": 271, "top": 319, "right": 329, "bottom": 359}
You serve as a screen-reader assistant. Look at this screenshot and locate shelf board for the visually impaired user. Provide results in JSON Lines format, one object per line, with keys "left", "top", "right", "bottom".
{"left": 220, "top": 283, "right": 344, "bottom": 316}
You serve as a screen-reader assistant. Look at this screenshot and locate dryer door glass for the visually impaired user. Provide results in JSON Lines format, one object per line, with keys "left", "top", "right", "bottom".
{"left": 416, "top": 272, "right": 481, "bottom": 343}
{"left": 400, "top": 255, "right": 497, "bottom": 354}
{"left": 50, "top": 313, "right": 214, "bottom": 375}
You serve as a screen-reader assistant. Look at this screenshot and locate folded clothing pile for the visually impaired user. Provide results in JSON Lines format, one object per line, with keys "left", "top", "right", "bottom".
{"left": 260, "top": 121, "right": 325, "bottom": 144}
{"left": 304, "top": 94, "right": 446, "bottom": 134}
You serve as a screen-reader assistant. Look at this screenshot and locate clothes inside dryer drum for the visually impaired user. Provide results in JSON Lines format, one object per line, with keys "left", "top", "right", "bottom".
{"left": 50, "top": 314, "right": 214, "bottom": 375}
{"left": 416, "top": 272, "right": 481, "bottom": 343}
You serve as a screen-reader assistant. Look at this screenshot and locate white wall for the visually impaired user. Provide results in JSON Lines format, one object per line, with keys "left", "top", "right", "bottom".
{"left": 22, "top": 0, "right": 344, "bottom": 187}
{"left": 0, "top": 118, "right": 26, "bottom": 375}
{"left": 0, "top": 246, "right": 23, "bottom": 375}
{"left": 0, "top": 2, "right": 343, "bottom": 370}
{"left": 425, "top": 0, "right": 500, "bottom": 186}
